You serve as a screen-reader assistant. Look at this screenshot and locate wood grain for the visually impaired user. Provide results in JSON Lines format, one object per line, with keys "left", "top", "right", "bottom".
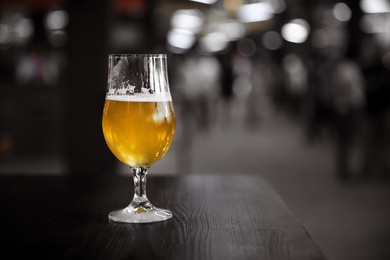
{"left": 0, "top": 174, "right": 326, "bottom": 260}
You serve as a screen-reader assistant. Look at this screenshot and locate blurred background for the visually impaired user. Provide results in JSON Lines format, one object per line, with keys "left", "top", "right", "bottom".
{"left": 0, "top": 0, "right": 389, "bottom": 259}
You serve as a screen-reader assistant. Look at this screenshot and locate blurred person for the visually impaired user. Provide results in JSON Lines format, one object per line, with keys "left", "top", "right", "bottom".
{"left": 307, "top": 30, "right": 365, "bottom": 180}
{"left": 305, "top": 2, "right": 351, "bottom": 144}
{"left": 177, "top": 51, "right": 221, "bottom": 133}
{"left": 245, "top": 51, "right": 280, "bottom": 129}
{"left": 359, "top": 36, "right": 390, "bottom": 181}
{"left": 173, "top": 51, "right": 221, "bottom": 172}
{"left": 305, "top": 54, "right": 334, "bottom": 144}
{"left": 228, "top": 50, "right": 280, "bottom": 130}
{"left": 330, "top": 58, "right": 365, "bottom": 181}
{"left": 231, "top": 53, "right": 254, "bottom": 128}
{"left": 216, "top": 52, "right": 234, "bottom": 128}
{"left": 282, "top": 53, "right": 309, "bottom": 118}
{"left": 308, "top": 55, "right": 365, "bottom": 181}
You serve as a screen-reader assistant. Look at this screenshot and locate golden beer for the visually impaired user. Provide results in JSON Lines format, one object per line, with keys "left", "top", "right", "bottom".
{"left": 102, "top": 98, "right": 175, "bottom": 167}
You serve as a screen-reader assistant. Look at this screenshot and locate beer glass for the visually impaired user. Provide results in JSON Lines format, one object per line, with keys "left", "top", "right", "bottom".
{"left": 102, "top": 54, "right": 176, "bottom": 223}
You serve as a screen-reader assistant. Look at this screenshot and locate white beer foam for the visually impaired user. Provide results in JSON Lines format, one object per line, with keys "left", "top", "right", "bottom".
{"left": 106, "top": 93, "right": 172, "bottom": 102}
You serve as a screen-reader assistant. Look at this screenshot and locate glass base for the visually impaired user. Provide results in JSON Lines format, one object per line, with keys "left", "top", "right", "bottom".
{"left": 108, "top": 206, "right": 172, "bottom": 223}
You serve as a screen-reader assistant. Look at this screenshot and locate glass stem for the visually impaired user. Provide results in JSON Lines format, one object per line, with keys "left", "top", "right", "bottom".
{"left": 130, "top": 166, "right": 153, "bottom": 210}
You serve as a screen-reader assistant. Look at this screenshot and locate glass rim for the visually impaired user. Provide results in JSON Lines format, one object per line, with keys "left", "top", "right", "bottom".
{"left": 108, "top": 54, "right": 167, "bottom": 58}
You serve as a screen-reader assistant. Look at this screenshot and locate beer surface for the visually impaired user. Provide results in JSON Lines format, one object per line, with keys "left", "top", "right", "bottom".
{"left": 102, "top": 99, "right": 175, "bottom": 167}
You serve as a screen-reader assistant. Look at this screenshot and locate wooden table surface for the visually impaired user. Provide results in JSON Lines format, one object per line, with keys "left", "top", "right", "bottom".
{"left": 0, "top": 174, "right": 326, "bottom": 260}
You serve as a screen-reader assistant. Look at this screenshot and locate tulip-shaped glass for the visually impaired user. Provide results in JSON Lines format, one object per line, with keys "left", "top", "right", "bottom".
{"left": 102, "top": 54, "right": 175, "bottom": 223}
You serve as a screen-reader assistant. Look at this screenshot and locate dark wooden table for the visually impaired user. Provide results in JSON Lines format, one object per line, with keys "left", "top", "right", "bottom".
{"left": 0, "top": 174, "right": 326, "bottom": 260}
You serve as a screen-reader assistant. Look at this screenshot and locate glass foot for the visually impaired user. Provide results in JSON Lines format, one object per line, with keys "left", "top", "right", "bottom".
{"left": 108, "top": 206, "right": 172, "bottom": 223}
